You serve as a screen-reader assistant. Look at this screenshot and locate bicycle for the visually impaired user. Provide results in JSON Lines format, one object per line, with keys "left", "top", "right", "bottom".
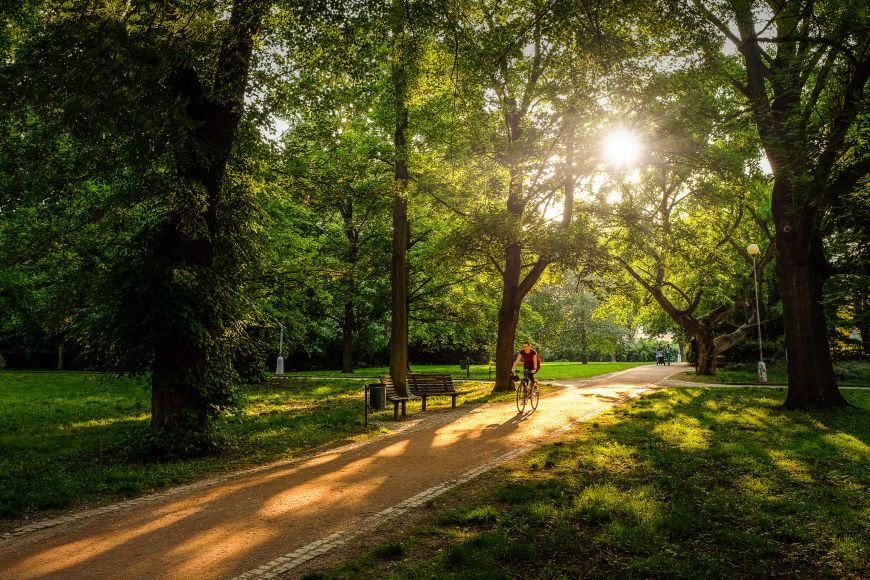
{"left": 514, "top": 368, "right": 539, "bottom": 412}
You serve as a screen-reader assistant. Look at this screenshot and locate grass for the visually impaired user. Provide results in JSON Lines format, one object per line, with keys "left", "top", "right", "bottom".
{"left": 684, "top": 359, "right": 870, "bottom": 387}
{"left": 286, "top": 361, "right": 648, "bottom": 380}
{"left": 0, "top": 369, "right": 568, "bottom": 523}
{"left": 313, "top": 388, "right": 870, "bottom": 579}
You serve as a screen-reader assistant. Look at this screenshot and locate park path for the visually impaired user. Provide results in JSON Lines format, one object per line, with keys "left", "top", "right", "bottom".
{"left": 0, "top": 364, "right": 682, "bottom": 580}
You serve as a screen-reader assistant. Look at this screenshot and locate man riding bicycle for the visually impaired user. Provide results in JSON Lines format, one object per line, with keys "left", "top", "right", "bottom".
{"left": 511, "top": 341, "right": 541, "bottom": 385}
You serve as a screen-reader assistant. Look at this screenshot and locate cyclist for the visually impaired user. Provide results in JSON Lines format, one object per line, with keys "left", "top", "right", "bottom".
{"left": 511, "top": 341, "right": 541, "bottom": 385}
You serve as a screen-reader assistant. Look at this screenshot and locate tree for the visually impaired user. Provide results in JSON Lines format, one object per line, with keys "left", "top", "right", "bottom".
{"left": 600, "top": 65, "right": 776, "bottom": 374}
{"left": 681, "top": 0, "right": 867, "bottom": 407}
{"left": 2, "top": 1, "right": 275, "bottom": 445}
{"left": 442, "top": 0, "right": 635, "bottom": 391}
{"left": 526, "top": 275, "right": 631, "bottom": 363}
{"left": 389, "top": 0, "right": 412, "bottom": 393}
{"left": 278, "top": 112, "right": 392, "bottom": 372}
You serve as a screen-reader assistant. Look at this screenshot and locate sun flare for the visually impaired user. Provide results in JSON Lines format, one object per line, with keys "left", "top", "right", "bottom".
{"left": 603, "top": 129, "right": 642, "bottom": 167}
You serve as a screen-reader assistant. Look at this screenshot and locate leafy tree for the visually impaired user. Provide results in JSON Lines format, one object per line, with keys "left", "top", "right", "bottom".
{"left": 526, "top": 275, "right": 631, "bottom": 362}
{"left": 277, "top": 110, "right": 392, "bottom": 372}
{"left": 439, "top": 0, "right": 637, "bottom": 391}
{"left": 600, "top": 64, "right": 775, "bottom": 374}
{"left": 1, "top": 1, "right": 278, "bottom": 448}
{"left": 678, "top": 0, "right": 868, "bottom": 407}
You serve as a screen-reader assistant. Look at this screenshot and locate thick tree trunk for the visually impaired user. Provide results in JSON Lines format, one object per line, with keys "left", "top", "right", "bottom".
{"left": 389, "top": 0, "right": 410, "bottom": 396}
{"left": 695, "top": 332, "right": 717, "bottom": 375}
{"left": 152, "top": 339, "right": 207, "bottom": 430}
{"left": 777, "top": 226, "right": 848, "bottom": 408}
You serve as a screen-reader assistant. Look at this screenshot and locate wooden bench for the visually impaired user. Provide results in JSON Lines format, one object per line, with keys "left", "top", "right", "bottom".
{"left": 408, "top": 373, "right": 469, "bottom": 411}
{"left": 379, "top": 375, "right": 419, "bottom": 420}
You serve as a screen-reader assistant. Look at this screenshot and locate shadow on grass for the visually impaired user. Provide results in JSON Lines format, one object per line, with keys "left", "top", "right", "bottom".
{"left": 322, "top": 388, "right": 869, "bottom": 579}
{"left": 0, "top": 376, "right": 390, "bottom": 520}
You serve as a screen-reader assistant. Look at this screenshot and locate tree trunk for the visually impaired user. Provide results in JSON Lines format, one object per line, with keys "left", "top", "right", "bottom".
{"left": 494, "top": 244, "right": 522, "bottom": 391}
{"left": 340, "top": 200, "right": 357, "bottom": 374}
{"left": 695, "top": 331, "right": 717, "bottom": 375}
{"left": 610, "top": 351, "right": 617, "bottom": 363}
{"left": 152, "top": 339, "right": 207, "bottom": 430}
{"left": 777, "top": 225, "right": 848, "bottom": 408}
{"left": 341, "top": 299, "right": 354, "bottom": 373}
{"left": 57, "top": 344, "right": 64, "bottom": 371}
{"left": 388, "top": 0, "right": 410, "bottom": 396}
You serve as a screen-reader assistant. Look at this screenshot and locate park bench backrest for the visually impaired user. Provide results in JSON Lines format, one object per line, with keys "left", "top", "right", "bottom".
{"left": 408, "top": 373, "right": 455, "bottom": 394}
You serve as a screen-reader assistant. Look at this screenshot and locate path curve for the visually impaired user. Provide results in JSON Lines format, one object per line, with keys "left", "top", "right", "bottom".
{"left": 0, "top": 364, "right": 682, "bottom": 579}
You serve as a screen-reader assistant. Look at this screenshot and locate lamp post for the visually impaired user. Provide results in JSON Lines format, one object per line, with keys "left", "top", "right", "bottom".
{"left": 747, "top": 243, "right": 767, "bottom": 383}
{"left": 276, "top": 328, "right": 284, "bottom": 375}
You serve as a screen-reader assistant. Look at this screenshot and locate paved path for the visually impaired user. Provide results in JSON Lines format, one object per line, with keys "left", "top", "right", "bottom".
{"left": 0, "top": 364, "right": 681, "bottom": 580}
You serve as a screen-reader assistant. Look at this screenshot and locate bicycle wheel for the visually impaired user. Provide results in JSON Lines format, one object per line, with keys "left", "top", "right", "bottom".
{"left": 516, "top": 379, "right": 526, "bottom": 412}
{"left": 529, "top": 381, "right": 539, "bottom": 410}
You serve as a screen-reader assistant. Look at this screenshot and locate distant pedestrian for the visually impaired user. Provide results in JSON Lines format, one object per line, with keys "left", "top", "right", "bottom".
{"left": 655, "top": 347, "right": 664, "bottom": 365}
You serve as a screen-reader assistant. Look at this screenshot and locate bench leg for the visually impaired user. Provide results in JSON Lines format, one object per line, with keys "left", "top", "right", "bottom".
{"left": 393, "top": 402, "right": 399, "bottom": 421}
{"left": 451, "top": 394, "right": 457, "bottom": 407}
{"left": 421, "top": 396, "right": 427, "bottom": 411}
{"left": 400, "top": 400, "right": 407, "bottom": 417}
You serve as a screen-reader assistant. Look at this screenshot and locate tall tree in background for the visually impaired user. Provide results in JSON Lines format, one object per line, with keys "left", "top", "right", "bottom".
{"left": 684, "top": 0, "right": 867, "bottom": 408}
{"left": 602, "top": 66, "right": 774, "bottom": 374}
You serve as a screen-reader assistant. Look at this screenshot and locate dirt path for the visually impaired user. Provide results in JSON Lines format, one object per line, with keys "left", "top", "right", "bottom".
{"left": 0, "top": 364, "right": 682, "bottom": 579}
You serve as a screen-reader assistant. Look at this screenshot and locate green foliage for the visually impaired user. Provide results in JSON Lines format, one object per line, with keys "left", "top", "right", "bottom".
{"left": 525, "top": 273, "right": 632, "bottom": 361}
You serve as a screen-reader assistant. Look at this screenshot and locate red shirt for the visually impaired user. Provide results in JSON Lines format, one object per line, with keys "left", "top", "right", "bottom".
{"left": 518, "top": 349, "right": 539, "bottom": 370}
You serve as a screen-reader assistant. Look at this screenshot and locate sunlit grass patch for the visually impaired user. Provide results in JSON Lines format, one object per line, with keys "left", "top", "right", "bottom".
{"left": 652, "top": 415, "right": 711, "bottom": 450}
{"left": 821, "top": 431, "right": 869, "bottom": 461}
{"left": 581, "top": 440, "right": 642, "bottom": 474}
{"left": 769, "top": 451, "right": 814, "bottom": 483}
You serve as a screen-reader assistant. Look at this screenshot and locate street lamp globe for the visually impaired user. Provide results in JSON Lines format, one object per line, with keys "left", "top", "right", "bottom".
{"left": 747, "top": 243, "right": 760, "bottom": 256}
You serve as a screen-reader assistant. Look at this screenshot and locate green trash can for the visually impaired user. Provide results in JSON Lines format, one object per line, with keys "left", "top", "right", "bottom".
{"left": 369, "top": 383, "right": 385, "bottom": 410}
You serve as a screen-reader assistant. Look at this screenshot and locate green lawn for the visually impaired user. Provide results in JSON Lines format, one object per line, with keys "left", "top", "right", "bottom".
{"left": 0, "top": 362, "right": 642, "bottom": 523}
{"left": 313, "top": 388, "right": 870, "bottom": 579}
{"left": 287, "top": 361, "right": 649, "bottom": 380}
{"left": 685, "top": 359, "right": 870, "bottom": 387}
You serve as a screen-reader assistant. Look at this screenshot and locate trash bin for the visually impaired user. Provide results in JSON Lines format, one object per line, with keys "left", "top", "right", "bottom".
{"left": 368, "top": 383, "right": 385, "bottom": 409}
